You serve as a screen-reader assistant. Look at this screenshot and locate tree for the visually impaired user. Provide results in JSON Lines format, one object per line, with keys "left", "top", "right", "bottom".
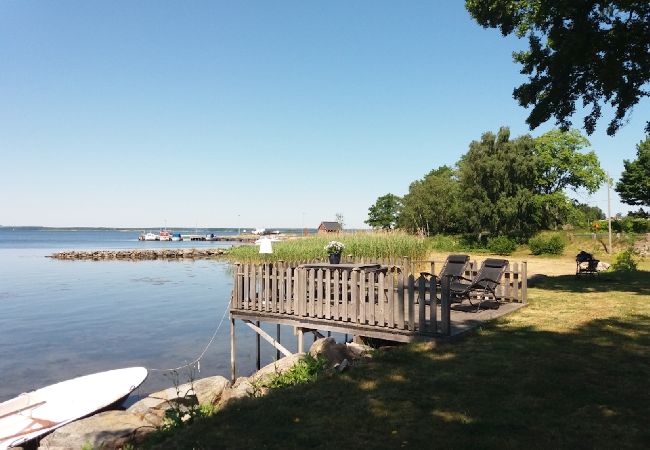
{"left": 466, "top": 1, "right": 650, "bottom": 136}
{"left": 335, "top": 212, "right": 345, "bottom": 229}
{"left": 615, "top": 137, "right": 650, "bottom": 207}
{"left": 533, "top": 129, "right": 606, "bottom": 228}
{"left": 365, "top": 194, "right": 402, "bottom": 230}
{"left": 398, "top": 166, "right": 462, "bottom": 235}
{"left": 458, "top": 127, "right": 540, "bottom": 239}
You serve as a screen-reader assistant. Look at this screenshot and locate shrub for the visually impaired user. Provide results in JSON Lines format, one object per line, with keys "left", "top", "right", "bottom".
{"left": 528, "top": 234, "right": 566, "bottom": 255}
{"left": 487, "top": 236, "right": 517, "bottom": 255}
{"left": 612, "top": 249, "right": 638, "bottom": 272}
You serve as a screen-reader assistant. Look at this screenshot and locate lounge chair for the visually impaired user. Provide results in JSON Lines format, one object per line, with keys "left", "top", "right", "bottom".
{"left": 418, "top": 254, "right": 470, "bottom": 304}
{"left": 447, "top": 258, "right": 509, "bottom": 311}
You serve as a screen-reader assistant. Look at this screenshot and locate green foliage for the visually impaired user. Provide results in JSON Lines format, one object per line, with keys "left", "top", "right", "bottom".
{"left": 228, "top": 232, "right": 429, "bottom": 263}
{"left": 365, "top": 193, "right": 402, "bottom": 230}
{"left": 459, "top": 127, "right": 540, "bottom": 239}
{"left": 398, "top": 166, "right": 462, "bottom": 235}
{"left": 528, "top": 234, "right": 566, "bottom": 255}
{"left": 466, "top": 1, "right": 650, "bottom": 136}
{"left": 487, "top": 236, "right": 518, "bottom": 255}
{"left": 534, "top": 129, "right": 606, "bottom": 195}
{"left": 254, "top": 354, "right": 328, "bottom": 393}
{"left": 612, "top": 249, "right": 639, "bottom": 272}
{"left": 594, "top": 218, "right": 650, "bottom": 234}
{"left": 615, "top": 137, "right": 650, "bottom": 207}
{"left": 568, "top": 202, "right": 605, "bottom": 228}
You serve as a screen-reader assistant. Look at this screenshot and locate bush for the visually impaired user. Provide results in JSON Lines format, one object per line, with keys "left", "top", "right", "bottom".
{"left": 528, "top": 234, "right": 566, "bottom": 255}
{"left": 612, "top": 249, "right": 638, "bottom": 272}
{"left": 487, "top": 236, "right": 517, "bottom": 255}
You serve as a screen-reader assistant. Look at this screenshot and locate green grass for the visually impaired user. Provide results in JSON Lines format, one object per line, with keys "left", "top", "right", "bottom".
{"left": 228, "top": 232, "right": 430, "bottom": 263}
{"left": 143, "top": 269, "right": 650, "bottom": 449}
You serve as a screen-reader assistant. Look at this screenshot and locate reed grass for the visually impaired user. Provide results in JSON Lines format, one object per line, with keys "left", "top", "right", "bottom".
{"left": 227, "top": 231, "right": 429, "bottom": 263}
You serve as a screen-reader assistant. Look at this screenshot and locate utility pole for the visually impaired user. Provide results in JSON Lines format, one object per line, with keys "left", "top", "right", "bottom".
{"left": 607, "top": 172, "right": 612, "bottom": 254}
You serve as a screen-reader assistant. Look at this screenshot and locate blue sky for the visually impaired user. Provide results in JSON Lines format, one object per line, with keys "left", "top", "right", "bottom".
{"left": 1, "top": 1, "right": 648, "bottom": 228}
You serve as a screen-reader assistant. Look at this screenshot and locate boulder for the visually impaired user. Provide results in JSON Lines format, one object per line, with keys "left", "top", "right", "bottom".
{"left": 192, "top": 375, "right": 230, "bottom": 405}
{"left": 248, "top": 354, "right": 303, "bottom": 385}
{"left": 218, "top": 377, "right": 254, "bottom": 409}
{"left": 38, "top": 410, "right": 153, "bottom": 450}
{"left": 309, "top": 337, "right": 353, "bottom": 368}
{"left": 346, "top": 342, "right": 373, "bottom": 359}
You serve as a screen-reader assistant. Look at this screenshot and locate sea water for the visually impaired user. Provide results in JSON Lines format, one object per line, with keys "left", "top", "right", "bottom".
{"left": 0, "top": 228, "right": 299, "bottom": 402}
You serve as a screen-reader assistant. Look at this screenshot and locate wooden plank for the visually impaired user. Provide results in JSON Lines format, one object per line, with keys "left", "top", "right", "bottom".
{"left": 342, "top": 270, "right": 349, "bottom": 322}
{"left": 418, "top": 274, "right": 425, "bottom": 332}
{"left": 408, "top": 274, "right": 415, "bottom": 331}
{"left": 243, "top": 264, "right": 250, "bottom": 310}
{"left": 278, "top": 264, "right": 286, "bottom": 314}
{"left": 243, "top": 320, "right": 293, "bottom": 357}
{"left": 308, "top": 269, "right": 315, "bottom": 317}
{"left": 257, "top": 265, "right": 264, "bottom": 311}
{"left": 264, "top": 264, "right": 271, "bottom": 312}
{"left": 325, "top": 269, "right": 332, "bottom": 319}
{"left": 429, "top": 273, "right": 437, "bottom": 333}
{"left": 387, "top": 272, "right": 394, "bottom": 328}
{"left": 512, "top": 262, "right": 519, "bottom": 302}
{"left": 286, "top": 267, "right": 293, "bottom": 314}
{"left": 351, "top": 270, "right": 360, "bottom": 324}
{"left": 271, "top": 264, "right": 278, "bottom": 313}
{"left": 358, "top": 270, "right": 366, "bottom": 324}
{"left": 314, "top": 269, "right": 322, "bottom": 318}
{"left": 368, "top": 273, "right": 376, "bottom": 326}
{"left": 230, "top": 318, "right": 236, "bottom": 383}
{"left": 522, "top": 261, "right": 528, "bottom": 304}
{"left": 250, "top": 265, "right": 257, "bottom": 311}
{"left": 377, "top": 272, "right": 385, "bottom": 326}
{"left": 397, "top": 271, "right": 405, "bottom": 330}
{"left": 333, "top": 269, "right": 340, "bottom": 321}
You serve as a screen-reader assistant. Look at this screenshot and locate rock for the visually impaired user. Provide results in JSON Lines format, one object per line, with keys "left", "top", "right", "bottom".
{"left": 127, "top": 383, "right": 197, "bottom": 428}
{"left": 309, "top": 337, "right": 353, "bottom": 368}
{"left": 192, "top": 375, "right": 230, "bottom": 405}
{"left": 248, "top": 354, "right": 303, "bottom": 385}
{"left": 335, "top": 358, "right": 350, "bottom": 372}
{"left": 596, "top": 261, "right": 611, "bottom": 271}
{"left": 38, "top": 410, "right": 153, "bottom": 450}
{"left": 218, "top": 377, "right": 254, "bottom": 409}
{"left": 346, "top": 342, "right": 373, "bottom": 359}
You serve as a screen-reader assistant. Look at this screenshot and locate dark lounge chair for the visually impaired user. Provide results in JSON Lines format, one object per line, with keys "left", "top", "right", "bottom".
{"left": 419, "top": 254, "right": 470, "bottom": 304}
{"left": 576, "top": 251, "right": 599, "bottom": 276}
{"left": 448, "top": 258, "right": 509, "bottom": 311}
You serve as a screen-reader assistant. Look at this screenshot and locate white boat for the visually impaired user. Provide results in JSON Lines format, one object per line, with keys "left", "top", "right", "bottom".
{"left": 139, "top": 232, "right": 158, "bottom": 241}
{"left": 0, "top": 367, "right": 148, "bottom": 449}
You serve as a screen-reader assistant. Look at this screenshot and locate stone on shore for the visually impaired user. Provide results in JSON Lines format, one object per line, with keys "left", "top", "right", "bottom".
{"left": 218, "top": 377, "right": 255, "bottom": 409}
{"left": 38, "top": 410, "right": 153, "bottom": 450}
{"left": 309, "top": 337, "right": 354, "bottom": 368}
{"left": 127, "top": 375, "right": 230, "bottom": 427}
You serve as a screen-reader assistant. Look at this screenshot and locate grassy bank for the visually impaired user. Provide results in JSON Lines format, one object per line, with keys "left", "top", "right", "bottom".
{"left": 144, "top": 269, "right": 650, "bottom": 449}
{"left": 228, "top": 232, "right": 429, "bottom": 262}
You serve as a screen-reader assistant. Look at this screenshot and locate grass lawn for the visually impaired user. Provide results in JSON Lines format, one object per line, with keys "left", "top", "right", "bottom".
{"left": 146, "top": 269, "right": 650, "bottom": 449}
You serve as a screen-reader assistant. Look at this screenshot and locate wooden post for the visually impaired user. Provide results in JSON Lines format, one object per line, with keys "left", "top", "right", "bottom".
{"left": 418, "top": 274, "right": 425, "bottom": 332}
{"left": 440, "top": 275, "right": 451, "bottom": 336}
{"left": 522, "top": 261, "right": 528, "bottom": 304}
{"left": 230, "top": 317, "right": 236, "bottom": 383}
{"left": 256, "top": 320, "right": 261, "bottom": 371}
{"left": 276, "top": 324, "right": 281, "bottom": 360}
{"left": 297, "top": 327, "right": 305, "bottom": 354}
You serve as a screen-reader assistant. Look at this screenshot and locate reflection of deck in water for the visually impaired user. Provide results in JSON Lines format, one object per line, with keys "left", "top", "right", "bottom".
{"left": 228, "top": 257, "right": 528, "bottom": 381}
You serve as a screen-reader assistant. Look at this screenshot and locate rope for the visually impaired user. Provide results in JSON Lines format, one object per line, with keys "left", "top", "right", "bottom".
{"left": 149, "top": 297, "right": 231, "bottom": 373}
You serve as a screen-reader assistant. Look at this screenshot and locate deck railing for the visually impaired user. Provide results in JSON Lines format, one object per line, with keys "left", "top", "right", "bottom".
{"left": 231, "top": 257, "right": 527, "bottom": 338}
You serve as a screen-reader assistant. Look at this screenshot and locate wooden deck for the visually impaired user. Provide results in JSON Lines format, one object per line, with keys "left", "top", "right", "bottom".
{"left": 228, "top": 257, "right": 528, "bottom": 380}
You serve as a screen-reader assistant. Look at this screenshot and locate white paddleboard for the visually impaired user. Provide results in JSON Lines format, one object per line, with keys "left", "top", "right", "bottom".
{"left": 0, "top": 367, "right": 148, "bottom": 449}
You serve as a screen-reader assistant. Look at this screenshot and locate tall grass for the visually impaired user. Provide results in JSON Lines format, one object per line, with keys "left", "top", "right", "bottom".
{"left": 227, "top": 231, "right": 429, "bottom": 263}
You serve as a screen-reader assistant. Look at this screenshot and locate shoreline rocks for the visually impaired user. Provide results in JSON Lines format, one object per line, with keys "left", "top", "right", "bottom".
{"left": 48, "top": 248, "right": 228, "bottom": 260}
{"left": 37, "top": 338, "right": 373, "bottom": 449}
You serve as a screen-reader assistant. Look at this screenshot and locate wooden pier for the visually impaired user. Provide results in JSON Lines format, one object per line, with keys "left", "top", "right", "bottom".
{"left": 229, "top": 257, "right": 527, "bottom": 381}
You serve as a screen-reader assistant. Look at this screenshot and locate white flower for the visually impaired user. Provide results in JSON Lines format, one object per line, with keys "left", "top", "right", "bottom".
{"left": 324, "top": 240, "right": 345, "bottom": 255}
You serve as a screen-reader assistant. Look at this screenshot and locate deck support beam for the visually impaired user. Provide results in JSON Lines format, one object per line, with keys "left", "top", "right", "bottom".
{"left": 243, "top": 320, "right": 293, "bottom": 358}
{"left": 230, "top": 317, "right": 236, "bottom": 383}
